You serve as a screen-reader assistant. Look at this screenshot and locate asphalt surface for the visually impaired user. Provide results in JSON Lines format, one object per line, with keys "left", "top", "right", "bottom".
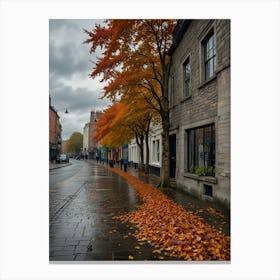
{"left": 50, "top": 159, "right": 170, "bottom": 261}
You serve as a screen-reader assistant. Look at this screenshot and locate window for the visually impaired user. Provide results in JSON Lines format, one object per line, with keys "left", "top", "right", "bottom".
{"left": 152, "top": 139, "right": 160, "bottom": 163}
{"left": 156, "top": 140, "right": 160, "bottom": 162}
{"left": 184, "top": 59, "right": 190, "bottom": 97}
{"left": 203, "top": 31, "right": 216, "bottom": 80}
{"left": 186, "top": 124, "right": 215, "bottom": 176}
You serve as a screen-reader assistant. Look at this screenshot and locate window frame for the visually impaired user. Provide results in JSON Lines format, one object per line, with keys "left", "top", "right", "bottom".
{"left": 183, "top": 57, "right": 191, "bottom": 98}
{"left": 202, "top": 30, "right": 216, "bottom": 81}
{"left": 185, "top": 123, "right": 215, "bottom": 176}
{"left": 152, "top": 139, "right": 160, "bottom": 163}
{"left": 156, "top": 139, "right": 160, "bottom": 162}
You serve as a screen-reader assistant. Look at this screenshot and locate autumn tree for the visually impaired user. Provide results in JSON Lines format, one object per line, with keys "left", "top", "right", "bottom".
{"left": 84, "top": 19, "right": 176, "bottom": 187}
{"left": 94, "top": 100, "right": 155, "bottom": 173}
{"left": 67, "top": 132, "right": 83, "bottom": 154}
{"left": 94, "top": 102, "right": 134, "bottom": 147}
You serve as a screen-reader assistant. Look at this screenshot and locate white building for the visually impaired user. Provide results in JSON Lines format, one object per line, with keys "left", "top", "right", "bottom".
{"left": 128, "top": 123, "right": 162, "bottom": 176}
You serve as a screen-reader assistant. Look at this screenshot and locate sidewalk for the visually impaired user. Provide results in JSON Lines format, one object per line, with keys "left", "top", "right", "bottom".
{"left": 103, "top": 161, "right": 230, "bottom": 236}
{"left": 49, "top": 161, "right": 72, "bottom": 170}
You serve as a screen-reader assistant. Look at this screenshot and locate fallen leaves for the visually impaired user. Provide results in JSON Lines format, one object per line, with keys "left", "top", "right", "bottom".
{"left": 152, "top": 249, "right": 161, "bottom": 254}
{"left": 111, "top": 168, "right": 230, "bottom": 261}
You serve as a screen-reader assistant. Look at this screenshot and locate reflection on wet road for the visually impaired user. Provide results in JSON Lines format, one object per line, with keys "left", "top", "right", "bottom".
{"left": 50, "top": 159, "right": 230, "bottom": 261}
{"left": 49, "top": 160, "right": 159, "bottom": 261}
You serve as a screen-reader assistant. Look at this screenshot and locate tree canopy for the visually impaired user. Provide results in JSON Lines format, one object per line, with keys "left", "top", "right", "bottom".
{"left": 67, "top": 132, "right": 83, "bottom": 154}
{"left": 85, "top": 19, "right": 177, "bottom": 187}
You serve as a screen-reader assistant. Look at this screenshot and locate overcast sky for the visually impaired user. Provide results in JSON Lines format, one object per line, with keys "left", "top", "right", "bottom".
{"left": 49, "top": 19, "right": 111, "bottom": 140}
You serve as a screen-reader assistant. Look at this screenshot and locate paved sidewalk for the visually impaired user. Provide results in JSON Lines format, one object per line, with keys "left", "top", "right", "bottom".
{"left": 49, "top": 162, "right": 72, "bottom": 170}
{"left": 49, "top": 159, "right": 230, "bottom": 261}
{"left": 97, "top": 160, "right": 230, "bottom": 236}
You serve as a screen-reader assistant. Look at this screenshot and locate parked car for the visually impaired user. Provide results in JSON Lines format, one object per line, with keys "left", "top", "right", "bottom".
{"left": 56, "top": 154, "right": 69, "bottom": 163}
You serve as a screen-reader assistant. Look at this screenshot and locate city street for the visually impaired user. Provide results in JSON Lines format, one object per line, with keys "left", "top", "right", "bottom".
{"left": 49, "top": 159, "right": 170, "bottom": 261}
{"left": 50, "top": 159, "right": 230, "bottom": 262}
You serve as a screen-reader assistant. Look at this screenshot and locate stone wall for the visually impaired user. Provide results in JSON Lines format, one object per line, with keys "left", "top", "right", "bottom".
{"left": 170, "top": 19, "right": 230, "bottom": 208}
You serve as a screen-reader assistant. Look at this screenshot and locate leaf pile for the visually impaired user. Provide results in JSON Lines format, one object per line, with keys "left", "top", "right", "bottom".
{"left": 111, "top": 168, "right": 230, "bottom": 261}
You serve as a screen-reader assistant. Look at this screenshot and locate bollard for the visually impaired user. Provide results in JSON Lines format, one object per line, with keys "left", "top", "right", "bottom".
{"left": 124, "top": 163, "right": 127, "bottom": 172}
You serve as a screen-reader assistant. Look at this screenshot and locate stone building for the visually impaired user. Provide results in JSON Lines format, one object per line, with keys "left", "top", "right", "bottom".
{"left": 169, "top": 20, "right": 230, "bottom": 208}
{"left": 49, "top": 96, "right": 62, "bottom": 161}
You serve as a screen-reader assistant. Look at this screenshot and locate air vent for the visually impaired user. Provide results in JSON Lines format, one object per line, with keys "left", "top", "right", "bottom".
{"left": 204, "top": 184, "right": 213, "bottom": 197}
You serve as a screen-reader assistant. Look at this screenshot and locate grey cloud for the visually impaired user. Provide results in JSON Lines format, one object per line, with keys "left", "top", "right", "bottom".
{"left": 49, "top": 19, "right": 103, "bottom": 80}
{"left": 49, "top": 19, "right": 110, "bottom": 140}
{"left": 50, "top": 83, "right": 110, "bottom": 140}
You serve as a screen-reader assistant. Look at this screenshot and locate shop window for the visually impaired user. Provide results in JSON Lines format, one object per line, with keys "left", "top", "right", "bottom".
{"left": 186, "top": 124, "right": 215, "bottom": 176}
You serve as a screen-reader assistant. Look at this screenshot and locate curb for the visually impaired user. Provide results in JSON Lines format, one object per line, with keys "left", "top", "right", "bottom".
{"left": 49, "top": 163, "right": 72, "bottom": 170}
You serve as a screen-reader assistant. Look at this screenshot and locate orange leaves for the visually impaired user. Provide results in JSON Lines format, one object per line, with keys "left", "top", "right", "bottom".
{"left": 152, "top": 249, "right": 161, "bottom": 254}
{"left": 112, "top": 168, "right": 230, "bottom": 261}
{"left": 94, "top": 97, "right": 156, "bottom": 149}
{"left": 84, "top": 20, "right": 177, "bottom": 106}
{"left": 94, "top": 102, "right": 134, "bottom": 147}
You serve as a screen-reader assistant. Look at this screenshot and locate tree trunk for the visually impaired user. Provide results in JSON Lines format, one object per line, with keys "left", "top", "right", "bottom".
{"left": 158, "top": 69, "right": 170, "bottom": 188}
{"left": 158, "top": 114, "right": 170, "bottom": 188}
{"left": 136, "top": 136, "right": 145, "bottom": 172}
{"left": 145, "top": 132, "right": 150, "bottom": 174}
{"left": 139, "top": 140, "right": 144, "bottom": 171}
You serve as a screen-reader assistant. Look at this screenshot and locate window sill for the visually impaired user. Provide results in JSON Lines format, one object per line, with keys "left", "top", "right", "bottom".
{"left": 150, "top": 162, "right": 160, "bottom": 167}
{"left": 198, "top": 75, "right": 217, "bottom": 90}
{"left": 183, "top": 172, "right": 217, "bottom": 184}
{"left": 180, "top": 95, "right": 192, "bottom": 103}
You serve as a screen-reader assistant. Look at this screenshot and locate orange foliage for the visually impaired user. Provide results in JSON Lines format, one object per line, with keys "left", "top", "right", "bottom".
{"left": 85, "top": 19, "right": 177, "bottom": 187}
{"left": 84, "top": 19, "right": 176, "bottom": 107}
{"left": 94, "top": 102, "right": 132, "bottom": 147}
{"left": 94, "top": 98, "right": 155, "bottom": 148}
{"left": 111, "top": 168, "right": 230, "bottom": 261}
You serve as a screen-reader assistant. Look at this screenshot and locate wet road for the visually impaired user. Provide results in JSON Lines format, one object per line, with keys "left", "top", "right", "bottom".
{"left": 49, "top": 160, "right": 163, "bottom": 261}
{"left": 50, "top": 159, "right": 230, "bottom": 261}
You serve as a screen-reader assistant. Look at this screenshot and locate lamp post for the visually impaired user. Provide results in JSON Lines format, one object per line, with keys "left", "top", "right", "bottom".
{"left": 55, "top": 107, "right": 69, "bottom": 114}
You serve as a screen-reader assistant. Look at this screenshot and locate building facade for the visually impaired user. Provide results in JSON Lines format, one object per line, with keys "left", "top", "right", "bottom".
{"left": 49, "top": 96, "right": 62, "bottom": 161}
{"left": 83, "top": 110, "right": 104, "bottom": 159}
{"left": 83, "top": 123, "right": 89, "bottom": 156}
{"left": 128, "top": 123, "right": 162, "bottom": 176}
{"left": 169, "top": 19, "right": 230, "bottom": 208}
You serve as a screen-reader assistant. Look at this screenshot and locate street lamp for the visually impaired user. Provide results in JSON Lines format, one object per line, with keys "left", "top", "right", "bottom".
{"left": 56, "top": 107, "right": 69, "bottom": 114}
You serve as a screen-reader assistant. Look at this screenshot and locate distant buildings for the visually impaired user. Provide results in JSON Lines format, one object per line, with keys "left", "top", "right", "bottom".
{"left": 49, "top": 96, "right": 62, "bottom": 161}
{"left": 83, "top": 110, "right": 104, "bottom": 159}
{"left": 83, "top": 123, "right": 90, "bottom": 155}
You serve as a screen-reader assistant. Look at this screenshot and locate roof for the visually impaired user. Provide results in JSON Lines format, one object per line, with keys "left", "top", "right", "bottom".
{"left": 169, "top": 20, "right": 192, "bottom": 55}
